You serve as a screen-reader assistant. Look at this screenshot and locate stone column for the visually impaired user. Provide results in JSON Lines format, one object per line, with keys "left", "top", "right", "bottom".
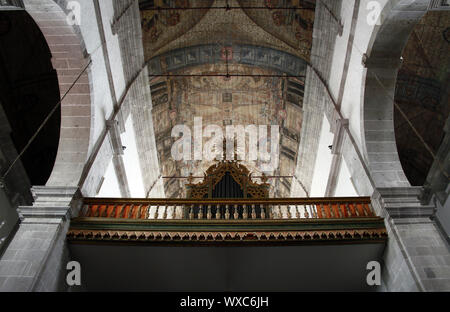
{"left": 372, "top": 187, "right": 450, "bottom": 291}
{"left": 0, "top": 186, "right": 81, "bottom": 292}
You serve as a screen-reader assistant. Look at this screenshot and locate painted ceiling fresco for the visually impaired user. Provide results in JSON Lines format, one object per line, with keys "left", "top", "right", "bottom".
{"left": 394, "top": 10, "right": 450, "bottom": 186}
{"left": 150, "top": 64, "right": 304, "bottom": 198}
{"left": 140, "top": 0, "right": 315, "bottom": 61}
{"left": 139, "top": 0, "right": 214, "bottom": 58}
{"left": 238, "top": 0, "right": 315, "bottom": 60}
{"left": 140, "top": 0, "right": 315, "bottom": 198}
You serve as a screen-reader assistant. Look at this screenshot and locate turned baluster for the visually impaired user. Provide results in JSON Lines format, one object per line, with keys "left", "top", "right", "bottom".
{"left": 277, "top": 205, "right": 282, "bottom": 219}
{"left": 124, "top": 205, "right": 133, "bottom": 219}
{"left": 307, "top": 205, "right": 312, "bottom": 218}
{"left": 337, "top": 203, "right": 343, "bottom": 218}
{"left": 215, "top": 205, "right": 221, "bottom": 219}
{"left": 136, "top": 205, "right": 143, "bottom": 219}
{"left": 107, "top": 205, "right": 115, "bottom": 218}
{"left": 243, "top": 205, "right": 248, "bottom": 219}
{"left": 311, "top": 205, "right": 317, "bottom": 218}
{"left": 353, "top": 203, "right": 361, "bottom": 217}
{"left": 361, "top": 202, "right": 368, "bottom": 216}
{"left": 329, "top": 203, "right": 335, "bottom": 218}
{"left": 286, "top": 206, "right": 292, "bottom": 219}
{"left": 251, "top": 204, "right": 256, "bottom": 219}
{"left": 189, "top": 205, "right": 194, "bottom": 220}
{"left": 198, "top": 205, "right": 204, "bottom": 219}
{"left": 172, "top": 206, "right": 177, "bottom": 219}
{"left": 367, "top": 203, "right": 374, "bottom": 216}
{"left": 233, "top": 204, "right": 239, "bottom": 219}
{"left": 304, "top": 205, "right": 309, "bottom": 218}
{"left": 295, "top": 205, "right": 301, "bottom": 218}
{"left": 225, "top": 205, "right": 230, "bottom": 220}
{"left": 316, "top": 203, "right": 322, "bottom": 218}
{"left": 207, "top": 205, "right": 212, "bottom": 220}
{"left": 321, "top": 203, "right": 329, "bottom": 218}
{"left": 261, "top": 205, "right": 266, "bottom": 219}
{"left": 345, "top": 203, "right": 353, "bottom": 218}
{"left": 288, "top": 205, "right": 297, "bottom": 219}
{"left": 143, "top": 205, "right": 149, "bottom": 219}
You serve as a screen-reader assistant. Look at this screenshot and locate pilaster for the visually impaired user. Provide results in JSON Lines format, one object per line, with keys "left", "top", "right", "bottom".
{"left": 0, "top": 186, "right": 81, "bottom": 292}
{"left": 372, "top": 187, "right": 450, "bottom": 291}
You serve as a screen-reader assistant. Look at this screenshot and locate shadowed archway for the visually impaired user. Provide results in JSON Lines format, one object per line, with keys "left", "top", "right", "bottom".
{"left": 362, "top": 0, "right": 432, "bottom": 188}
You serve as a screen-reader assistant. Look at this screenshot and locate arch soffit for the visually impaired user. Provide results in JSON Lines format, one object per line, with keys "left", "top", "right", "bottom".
{"left": 362, "top": 0, "right": 430, "bottom": 187}
{"left": 22, "top": 0, "right": 93, "bottom": 187}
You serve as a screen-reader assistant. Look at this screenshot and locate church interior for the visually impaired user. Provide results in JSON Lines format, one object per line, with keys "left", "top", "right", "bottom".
{"left": 0, "top": 0, "right": 449, "bottom": 292}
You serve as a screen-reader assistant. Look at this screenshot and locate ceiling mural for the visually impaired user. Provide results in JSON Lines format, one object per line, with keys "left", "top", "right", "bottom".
{"left": 140, "top": 0, "right": 314, "bottom": 198}
{"left": 239, "top": 0, "right": 316, "bottom": 61}
{"left": 139, "top": 0, "right": 214, "bottom": 59}
{"left": 150, "top": 63, "right": 305, "bottom": 198}
{"left": 394, "top": 10, "right": 450, "bottom": 186}
{"left": 147, "top": 44, "right": 307, "bottom": 77}
{"left": 141, "top": 0, "right": 315, "bottom": 60}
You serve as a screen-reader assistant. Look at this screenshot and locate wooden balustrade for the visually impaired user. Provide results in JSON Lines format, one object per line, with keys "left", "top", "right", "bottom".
{"left": 78, "top": 197, "right": 376, "bottom": 221}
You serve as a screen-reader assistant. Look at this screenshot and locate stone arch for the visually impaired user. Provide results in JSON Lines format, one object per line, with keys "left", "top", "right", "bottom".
{"left": 362, "top": 0, "right": 430, "bottom": 188}
{"left": 22, "top": 0, "right": 92, "bottom": 187}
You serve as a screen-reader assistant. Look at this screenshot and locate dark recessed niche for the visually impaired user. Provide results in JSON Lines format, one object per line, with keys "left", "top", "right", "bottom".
{"left": 0, "top": 10, "right": 60, "bottom": 186}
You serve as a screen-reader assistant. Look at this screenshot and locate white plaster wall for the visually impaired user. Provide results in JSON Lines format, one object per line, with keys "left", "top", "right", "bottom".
{"left": 328, "top": 0, "right": 355, "bottom": 97}
{"left": 72, "top": 0, "right": 140, "bottom": 196}
{"left": 310, "top": 115, "right": 335, "bottom": 197}
{"left": 148, "top": 178, "right": 166, "bottom": 198}
{"left": 328, "top": 0, "right": 389, "bottom": 153}
{"left": 99, "top": 0, "right": 126, "bottom": 102}
{"left": 97, "top": 159, "right": 120, "bottom": 197}
{"left": 77, "top": 0, "right": 114, "bottom": 155}
{"left": 120, "top": 116, "right": 145, "bottom": 198}
{"left": 334, "top": 158, "right": 359, "bottom": 196}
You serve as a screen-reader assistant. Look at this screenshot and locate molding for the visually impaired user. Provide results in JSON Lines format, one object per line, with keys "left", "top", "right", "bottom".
{"left": 362, "top": 53, "right": 403, "bottom": 69}
{"left": 372, "top": 187, "right": 436, "bottom": 219}
{"left": 67, "top": 228, "right": 387, "bottom": 245}
{"left": 17, "top": 186, "right": 82, "bottom": 221}
{"left": 148, "top": 44, "right": 308, "bottom": 77}
{"left": 17, "top": 206, "right": 72, "bottom": 220}
{"left": 68, "top": 217, "right": 387, "bottom": 244}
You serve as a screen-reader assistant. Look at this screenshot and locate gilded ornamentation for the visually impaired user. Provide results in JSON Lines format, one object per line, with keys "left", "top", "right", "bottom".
{"left": 186, "top": 160, "right": 270, "bottom": 199}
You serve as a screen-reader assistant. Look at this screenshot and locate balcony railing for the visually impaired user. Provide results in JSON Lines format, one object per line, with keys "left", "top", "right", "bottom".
{"left": 69, "top": 197, "right": 386, "bottom": 244}
{"left": 79, "top": 197, "right": 376, "bottom": 220}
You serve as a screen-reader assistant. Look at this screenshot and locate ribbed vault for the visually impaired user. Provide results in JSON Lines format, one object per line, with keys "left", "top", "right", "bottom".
{"left": 140, "top": 0, "right": 315, "bottom": 198}
{"left": 394, "top": 10, "right": 450, "bottom": 186}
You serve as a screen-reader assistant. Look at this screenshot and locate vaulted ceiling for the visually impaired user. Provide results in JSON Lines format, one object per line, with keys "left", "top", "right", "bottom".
{"left": 394, "top": 10, "right": 450, "bottom": 186}
{"left": 139, "top": 0, "right": 316, "bottom": 198}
